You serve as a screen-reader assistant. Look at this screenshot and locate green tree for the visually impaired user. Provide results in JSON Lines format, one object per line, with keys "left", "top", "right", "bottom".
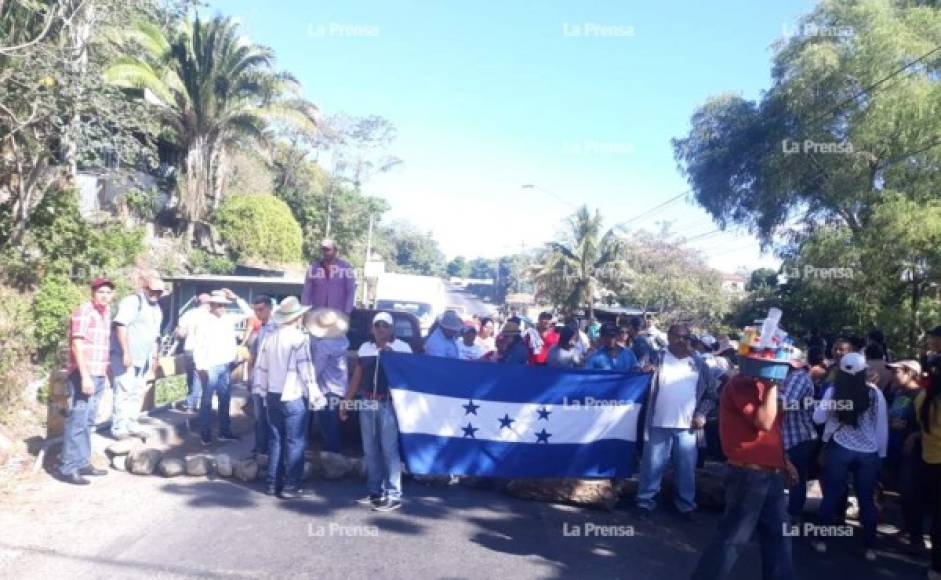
{"left": 376, "top": 221, "right": 447, "bottom": 277}
{"left": 447, "top": 256, "right": 469, "bottom": 278}
{"left": 105, "top": 14, "right": 319, "bottom": 244}
{"left": 213, "top": 193, "right": 303, "bottom": 265}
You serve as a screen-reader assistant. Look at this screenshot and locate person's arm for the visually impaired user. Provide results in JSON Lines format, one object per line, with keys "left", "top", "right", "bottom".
{"left": 70, "top": 310, "right": 95, "bottom": 395}
{"left": 693, "top": 359, "right": 719, "bottom": 427}
{"left": 253, "top": 333, "right": 270, "bottom": 399}
{"left": 340, "top": 360, "right": 364, "bottom": 421}
{"left": 876, "top": 389, "right": 889, "bottom": 458}
{"left": 344, "top": 262, "right": 356, "bottom": 314}
{"left": 755, "top": 381, "right": 779, "bottom": 432}
{"left": 112, "top": 296, "right": 135, "bottom": 368}
{"left": 813, "top": 386, "right": 834, "bottom": 425}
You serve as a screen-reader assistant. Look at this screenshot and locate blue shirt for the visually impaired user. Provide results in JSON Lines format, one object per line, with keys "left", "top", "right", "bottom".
{"left": 424, "top": 328, "right": 459, "bottom": 358}
{"left": 586, "top": 346, "right": 638, "bottom": 372}
{"left": 110, "top": 293, "right": 162, "bottom": 367}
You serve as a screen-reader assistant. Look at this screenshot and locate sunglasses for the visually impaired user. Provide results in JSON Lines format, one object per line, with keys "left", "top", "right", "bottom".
{"left": 373, "top": 322, "right": 391, "bottom": 328}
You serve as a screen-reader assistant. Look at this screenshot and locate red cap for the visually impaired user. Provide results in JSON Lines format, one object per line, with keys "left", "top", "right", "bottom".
{"left": 91, "top": 277, "right": 114, "bottom": 290}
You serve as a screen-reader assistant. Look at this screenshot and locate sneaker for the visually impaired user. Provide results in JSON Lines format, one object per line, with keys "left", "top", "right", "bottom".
{"left": 279, "top": 488, "right": 306, "bottom": 500}
{"left": 201, "top": 433, "right": 212, "bottom": 446}
{"left": 217, "top": 433, "right": 239, "bottom": 443}
{"left": 811, "top": 541, "right": 827, "bottom": 554}
{"left": 864, "top": 549, "right": 877, "bottom": 562}
{"left": 357, "top": 494, "right": 384, "bottom": 507}
{"left": 372, "top": 497, "right": 402, "bottom": 512}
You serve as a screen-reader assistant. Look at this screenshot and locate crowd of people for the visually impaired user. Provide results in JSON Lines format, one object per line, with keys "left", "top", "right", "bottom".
{"left": 57, "top": 238, "right": 941, "bottom": 579}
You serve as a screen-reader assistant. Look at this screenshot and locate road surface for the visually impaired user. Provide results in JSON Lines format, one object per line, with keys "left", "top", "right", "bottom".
{"left": 445, "top": 284, "right": 496, "bottom": 318}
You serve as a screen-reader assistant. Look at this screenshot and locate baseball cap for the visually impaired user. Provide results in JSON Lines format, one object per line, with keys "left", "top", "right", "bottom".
{"left": 787, "top": 348, "right": 807, "bottom": 368}
{"left": 839, "top": 352, "right": 868, "bottom": 375}
{"left": 90, "top": 277, "right": 114, "bottom": 290}
{"left": 600, "top": 322, "right": 619, "bottom": 337}
{"left": 887, "top": 359, "right": 922, "bottom": 376}
{"left": 699, "top": 334, "right": 717, "bottom": 348}
{"left": 372, "top": 312, "right": 394, "bottom": 326}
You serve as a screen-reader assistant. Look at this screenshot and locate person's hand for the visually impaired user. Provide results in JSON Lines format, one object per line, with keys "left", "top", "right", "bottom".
{"left": 123, "top": 352, "right": 133, "bottom": 368}
{"left": 691, "top": 415, "right": 706, "bottom": 429}
{"left": 80, "top": 375, "right": 94, "bottom": 396}
{"left": 784, "top": 459, "right": 799, "bottom": 487}
{"left": 222, "top": 288, "right": 237, "bottom": 301}
{"left": 338, "top": 401, "right": 349, "bottom": 422}
{"left": 641, "top": 363, "right": 655, "bottom": 373}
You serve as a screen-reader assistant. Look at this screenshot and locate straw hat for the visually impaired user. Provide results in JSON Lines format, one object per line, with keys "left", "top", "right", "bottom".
{"left": 305, "top": 308, "right": 350, "bottom": 338}
{"left": 272, "top": 296, "right": 310, "bottom": 324}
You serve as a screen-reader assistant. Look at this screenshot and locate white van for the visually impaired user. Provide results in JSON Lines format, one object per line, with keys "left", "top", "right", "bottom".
{"left": 374, "top": 273, "right": 447, "bottom": 336}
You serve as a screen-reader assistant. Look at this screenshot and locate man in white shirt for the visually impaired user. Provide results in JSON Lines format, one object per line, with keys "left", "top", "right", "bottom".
{"left": 253, "top": 296, "right": 323, "bottom": 499}
{"left": 175, "top": 293, "right": 210, "bottom": 413}
{"left": 192, "top": 289, "right": 252, "bottom": 446}
{"left": 636, "top": 324, "right": 718, "bottom": 519}
{"left": 457, "top": 326, "right": 485, "bottom": 360}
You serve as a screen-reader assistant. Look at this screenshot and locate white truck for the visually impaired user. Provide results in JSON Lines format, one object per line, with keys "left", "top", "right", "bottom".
{"left": 374, "top": 273, "right": 447, "bottom": 336}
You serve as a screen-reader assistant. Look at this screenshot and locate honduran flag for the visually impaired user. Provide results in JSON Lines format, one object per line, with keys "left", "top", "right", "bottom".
{"left": 381, "top": 352, "right": 652, "bottom": 478}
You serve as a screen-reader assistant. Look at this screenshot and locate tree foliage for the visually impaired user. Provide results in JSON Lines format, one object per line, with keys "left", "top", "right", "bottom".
{"left": 213, "top": 193, "right": 303, "bottom": 265}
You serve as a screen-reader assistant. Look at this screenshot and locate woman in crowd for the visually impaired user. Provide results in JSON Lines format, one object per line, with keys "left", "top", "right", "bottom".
{"left": 886, "top": 359, "right": 925, "bottom": 552}
{"left": 812, "top": 352, "right": 888, "bottom": 561}
{"left": 916, "top": 359, "right": 941, "bottom": 579}
{"left": 477, "top": 317, "right": 496, "bottom": 354}
{"left": 497, "top": 321, "right": 529, "bottom": 364}
{"left": 547, "top": 326, "right": 584, "bottom": 368}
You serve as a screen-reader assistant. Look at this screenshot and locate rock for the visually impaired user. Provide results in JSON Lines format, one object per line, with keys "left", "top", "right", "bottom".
{"left": 158, "top": 457, "right": 184, "bottom": 478}
{"left": 127, "top": 448, "right": 163, "bottom": 475}
{"left": 90, "top": 452, "right": 109, "bottom": 470}
{"left": 215, "top": 454, "right": 233, "bottom": 478}
{"left": 106, "top": 438, "right": 143, "bottom": 457}
{"left": 347, "top": 457, "right": 365, "bottom": 479}
{"left": 234, "top": 458, "right": 259, "bottom": 482}
{"left": 505, "top": 479, "right": 618, "bottom": 511}
{"left": 320, "top": 451, "right": 350, "bottom": 480}
{"left": 111, "top": 454, "right": 128, "bottom": 472}
{"left": 184, "top": 454, "right": 212, "bottom": 477}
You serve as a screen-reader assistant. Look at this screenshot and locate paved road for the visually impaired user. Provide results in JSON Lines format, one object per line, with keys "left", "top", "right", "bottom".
{"left": 0, "top": 455, "right": 930, "bottom": 580}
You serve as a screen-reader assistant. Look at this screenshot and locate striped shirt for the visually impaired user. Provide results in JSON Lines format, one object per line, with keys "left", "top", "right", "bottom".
{"left": 69, "top": 301, "right": 111, "bottom": 376}
{"left": 253, "top": 325, "right": 320, "bottom": 403}
{"left": 780, "top": 368, "right": 818, "bottom": 449}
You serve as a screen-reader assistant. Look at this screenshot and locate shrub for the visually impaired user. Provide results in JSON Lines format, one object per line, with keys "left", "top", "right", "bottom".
{"left": 32, "top": 274, "right": 85, "bottom": 364}
{"left": 0, "top": 286, "right": 37, "bottom": 408}
{"left": 213, "top": 194, "right": 303, "bottom": 264}
{"left": 187, "top": 249, "right": 236, "bottom": 275}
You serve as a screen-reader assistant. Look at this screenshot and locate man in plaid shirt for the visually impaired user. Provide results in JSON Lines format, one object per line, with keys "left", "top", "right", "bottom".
{"left": 57, "top": 278, "right": 115, "bottom": 485}
{"left": 781, "top": 349, "right": 819, "bottom": 521}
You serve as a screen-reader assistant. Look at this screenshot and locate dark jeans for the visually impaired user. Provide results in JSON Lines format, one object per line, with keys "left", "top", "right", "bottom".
{"left": 266, "top": 394, "right": 310, "bottom": 491}
{"left": 199, "top": 364, "right": 232, "bottom": 437}
{"left": 184, "top": 352, "right": 201, "bottom": 410}
{"left": 898, "top": 443, "right": 923, "bottom": 542}
{"left": 818, "top": 442, "right": 881, "bottom": 548}
{"left": 316, "top": 393, "right": 343, "bottom": 453}
{"left": 785, "top": 439, "right": 818, "bottom": 518}
{"left": 58, "top": 373, "right": 106, "bottom": 476}
{"left": 252, "top": 393, "right": 269, "bottom": 455}
{"left": 691, "top": 466, "right": 793, "bottom": 580}
{"left": 923, "top": 463, "right": 941, "bottom": 572}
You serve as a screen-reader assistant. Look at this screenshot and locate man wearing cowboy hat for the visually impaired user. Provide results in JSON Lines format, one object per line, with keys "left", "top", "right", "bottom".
{"left": 110, "top": 272, "right": 165, "bottom": 439}
{"left": 192, "top": 288, "right": 253, "bottom": 446}
{"left": 254, "top": 296, "right": 325, "bottom": 498}
{"left": 424, "top": 310, "right": 463, "bottom": 358}
{"left": 306, "top": 308, "right": 350, "bottom": 454}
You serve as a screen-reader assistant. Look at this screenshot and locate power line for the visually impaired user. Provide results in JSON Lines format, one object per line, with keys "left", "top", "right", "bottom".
{"left": 619, "top": 190, "right": 690, "bottom": 226}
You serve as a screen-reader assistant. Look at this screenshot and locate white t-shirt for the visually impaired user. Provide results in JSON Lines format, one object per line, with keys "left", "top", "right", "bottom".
{"left": 458, "top": 341, "right": 485, "bottom": 361}
{"left": 652, "top": 351, "right": 699, "bottom": 428}
{"left": 357, "top": 339, "right": 413, "bottom": 357}
{"left": 178, "top": 307, "right": 208, "bottom": 352}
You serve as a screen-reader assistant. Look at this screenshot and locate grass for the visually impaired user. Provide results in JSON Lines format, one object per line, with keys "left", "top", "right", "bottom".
{"left": 154, "top": 375, "right": 187, "bottom": 407}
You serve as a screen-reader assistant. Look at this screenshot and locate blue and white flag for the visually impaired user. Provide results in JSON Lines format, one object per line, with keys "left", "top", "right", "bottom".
{"left": 382, "top": 352, "right": 651, "bottom": 478}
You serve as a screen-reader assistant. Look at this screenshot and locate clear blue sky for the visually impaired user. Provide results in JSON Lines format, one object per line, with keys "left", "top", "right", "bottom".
{"left": 212, "top": 0, "right": 816, "bottom": 272}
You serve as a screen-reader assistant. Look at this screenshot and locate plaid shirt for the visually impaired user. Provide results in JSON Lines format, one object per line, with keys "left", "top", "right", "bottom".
{"left": 68, "top": 301, "right": 111, "bottom": 376}
{"left": 781, "top": 368, "right": 818, "bottom": 449}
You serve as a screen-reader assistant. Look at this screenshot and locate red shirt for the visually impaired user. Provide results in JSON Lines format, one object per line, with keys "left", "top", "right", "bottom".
{"left": 527, "top": 328, "right": 559, "bottom": 365}
{"left": 69, "top": 301, "right": 111, "bottom": 377}
{"left": 720, "top": 374, "right": 786, "bottom": 469}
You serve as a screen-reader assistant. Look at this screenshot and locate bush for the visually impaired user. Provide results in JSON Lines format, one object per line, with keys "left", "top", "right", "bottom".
{"left": 32, "top": 274, "right": 85, "bottom": 364}
{"left": 187, "top": 249, "right": 236, "bottom": 275}
{"left": 0, "top": 286, "right": 37, "bottom": 409}
{"left": 213, "top": 193, "right": 303, "bottom": 264}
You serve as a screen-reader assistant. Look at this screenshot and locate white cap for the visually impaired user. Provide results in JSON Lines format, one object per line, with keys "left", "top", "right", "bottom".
{"left": 699, "top": 334, "right": 717, "bottom": 347}
{"left": 839, "top": 352, "right": 868, "bottom": 375}
{"left": 372, "top": 312, "right": 394, "bottom": 326}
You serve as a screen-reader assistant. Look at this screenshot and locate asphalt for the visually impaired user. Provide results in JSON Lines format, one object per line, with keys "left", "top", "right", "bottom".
{"left": 445, "top": 285, "right": 496, "bottom": 318}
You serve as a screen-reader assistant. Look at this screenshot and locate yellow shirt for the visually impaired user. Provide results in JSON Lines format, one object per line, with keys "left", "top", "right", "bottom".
{"left": 915, "top": 392, "right": 941, "bottom": 464}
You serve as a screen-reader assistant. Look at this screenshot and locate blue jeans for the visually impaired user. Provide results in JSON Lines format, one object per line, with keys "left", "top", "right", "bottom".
{"left": 59, "top": 373, "right": 106, "bottom": 476}
{"left": 692, "top": 466, "right": 794, "bottom": 580}
{"left": 316, "top": 393, "right": 343, "bottom": 453}
{"left": 818, "top": 441, "right": 881, "bottom": 547}
{"left": 184, "top": 352, "right": 201, "bottom": 410}
{"left": 636, "top": 426, "right": 698, "bottom": 513}
{"left": 252, "top": 393, "right": 269, "bottom": 455}
{"left": 265, "top": 394, "right": 310, "bottom": 490}
{"left": 199, "top": 364, "right": 232, "bottom": 437}
{"left": 359, "top": 399, "right": 402, "bottom": 500}
{"left": 785, "top": 439, "right": 818, "bottom": 518}
{"left": 111, "top": 357, "right": 149, "bottom": 436}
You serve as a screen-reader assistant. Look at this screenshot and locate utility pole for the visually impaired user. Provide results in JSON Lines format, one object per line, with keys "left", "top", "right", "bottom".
{"left": 362, "top": 214, "right": 374, "bottom": 307}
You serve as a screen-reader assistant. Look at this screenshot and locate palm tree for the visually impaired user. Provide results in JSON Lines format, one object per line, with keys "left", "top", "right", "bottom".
{"left": 104, "top": 15, "right": 318, "bottom": 243}
{"left": 529, "top": 206, "right": 631, "bottom": 320}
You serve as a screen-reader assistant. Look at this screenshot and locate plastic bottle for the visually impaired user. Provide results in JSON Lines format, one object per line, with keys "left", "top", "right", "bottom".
{"left": 758, "top": 308, "right": 782, "bottom": 348}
